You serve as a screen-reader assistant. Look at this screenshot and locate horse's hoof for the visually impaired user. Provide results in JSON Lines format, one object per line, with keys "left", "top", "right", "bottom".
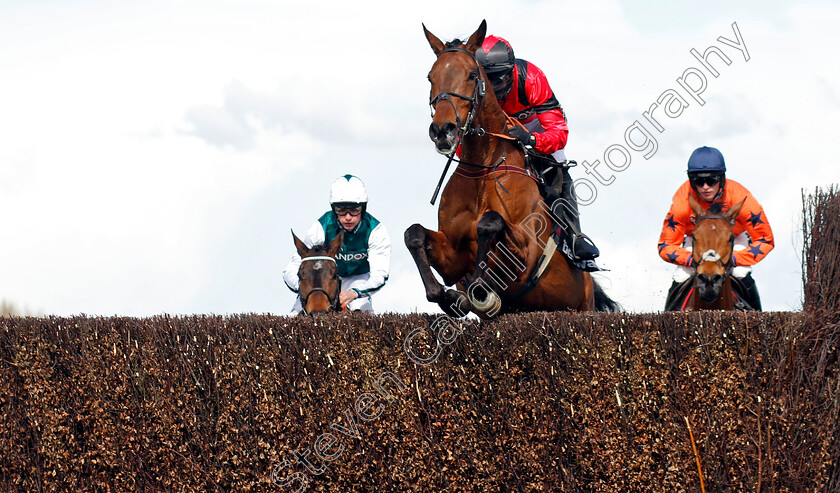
{"left": 435, "top": 289, "right": 468, "bottom": 318}
{"left": 470, "top": 291, "right": 501, "bottom": 319}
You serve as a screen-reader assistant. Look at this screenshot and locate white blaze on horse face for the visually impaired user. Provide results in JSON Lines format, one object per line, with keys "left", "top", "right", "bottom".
{"left": 313, "top": 261, "right": 323, "bottom": 271}
{"left": 701, "top": 249, "right": 721, "bottom": 262}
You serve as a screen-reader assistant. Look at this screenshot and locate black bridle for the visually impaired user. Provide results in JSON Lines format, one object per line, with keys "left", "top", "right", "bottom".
{"left": 428, "top": 45, "right": 487, "bottom": 141}
{"left": 299, "top": 256, "right": 342, "bottom": 315}
{"left": 428, "top": 45, "right": 488, "bottom": 205}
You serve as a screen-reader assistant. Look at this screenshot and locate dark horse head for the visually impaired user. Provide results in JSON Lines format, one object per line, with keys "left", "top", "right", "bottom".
{"left": 292, "top": 231, "right": 343, "bottom": 315}
{"left": 424, "top": 20, "right": 494, "bottom": 156}
{"left": 689, "top": 195, "right": 745, "bottom": 306}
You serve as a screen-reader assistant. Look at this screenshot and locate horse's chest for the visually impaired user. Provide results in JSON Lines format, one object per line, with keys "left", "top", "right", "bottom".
{"left": 441, "top": 211, "right": 479, "bottom": 242}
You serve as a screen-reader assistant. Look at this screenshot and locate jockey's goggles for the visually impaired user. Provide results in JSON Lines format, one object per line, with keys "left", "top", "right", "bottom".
{"left": 332, "top": 204, "right": 363, "bottom": 217}
{"left": 689, "top": 174, "right": 721, "bottom": 187}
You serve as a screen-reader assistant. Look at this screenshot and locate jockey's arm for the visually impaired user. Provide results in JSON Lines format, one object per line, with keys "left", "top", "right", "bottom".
{"left": 658, "top": 204, "right": 695, "bottom": 267}
{"left": 283, "top": 221, "right": 326, "bottom": 293}
{"left": 732, "top": 196, "right": 774, "bottom": 266}
{"left": 533, "top": 107, "right": 569, "bottom": 155}
{"left": 346, "top": 223, "right": 391, "bottom": 298}
{"left": 524, "top": 64, "right": 569, "bottom": 155}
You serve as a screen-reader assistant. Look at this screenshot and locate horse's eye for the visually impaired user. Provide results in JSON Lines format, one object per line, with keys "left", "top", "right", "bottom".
{"left": 427, "top": 74, "right": 432, "bottom": 82}
{"left": 468, "top": 72, "right": 478, "bottom": 81}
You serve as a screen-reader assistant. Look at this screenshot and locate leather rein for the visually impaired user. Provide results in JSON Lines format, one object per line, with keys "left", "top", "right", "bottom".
{"left": 428, "top": 45, "right": 528, "bottom": 204}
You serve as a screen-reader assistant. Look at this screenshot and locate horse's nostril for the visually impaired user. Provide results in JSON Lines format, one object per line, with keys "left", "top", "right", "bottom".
{"left": 429, "top": 123, "right": 438, "bottom": 140}
{"left": 441, "top": 121, "right": 457, "bottom": 137}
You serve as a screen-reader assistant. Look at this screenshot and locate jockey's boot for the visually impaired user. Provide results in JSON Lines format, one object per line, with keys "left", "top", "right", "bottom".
{"left": 539, "top": 161, "right": 563, "bottom": 204}
{"left": 735, "top": 273, "right": 762, "bottom": 311}
{"left": 551, "top": 167, "right": 599, "bottom": 261}
{"left": 665, "top": 279, "right": 693, "bottom": 311}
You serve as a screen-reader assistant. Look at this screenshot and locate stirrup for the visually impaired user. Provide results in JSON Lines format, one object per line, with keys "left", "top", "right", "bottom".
{"left": 572, "top": 233, "right": 600, "bottom": 261}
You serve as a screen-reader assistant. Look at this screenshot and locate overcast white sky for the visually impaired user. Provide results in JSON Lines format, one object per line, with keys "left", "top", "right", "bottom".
{"left": 1, "top": 0, "right": 837, "bottom": 316}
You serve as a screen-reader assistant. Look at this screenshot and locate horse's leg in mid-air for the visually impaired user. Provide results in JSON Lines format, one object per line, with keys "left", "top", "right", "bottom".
{"left": 405, "top": 223, "right": 471, "bottom": 317}
{"left": 464, "top": 211, "right": 508, "bottom": 315}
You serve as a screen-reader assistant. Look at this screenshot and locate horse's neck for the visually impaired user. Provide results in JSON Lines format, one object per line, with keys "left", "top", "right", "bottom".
{"left": 460, "top": 98, "right": 513, "bottom": 162}
{"left": 476, "top": 96, "right": 508, "bottom": 134}
{"left": 460, "top": 136, "right": 503, "bottom": 165}
{"left": 718, "top": 277, "right": 734, "bottom": 309}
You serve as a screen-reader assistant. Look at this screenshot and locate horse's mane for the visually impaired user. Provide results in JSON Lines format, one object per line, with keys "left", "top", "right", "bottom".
{"left": 306, "top": 244, "right": 333, "bottom": 258}
{"left": 707, "top": 202, "right": 726, "bottom": 214}
{"left": 445, "top": 39, "right": 464, "bottom": 48}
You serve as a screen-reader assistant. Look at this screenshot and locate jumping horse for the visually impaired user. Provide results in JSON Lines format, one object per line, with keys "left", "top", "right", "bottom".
{"left": 292, "top": 231, "right": 345, "bottom": 315}
{"left": 680, "top": 195, "right": 746, "bottom": 310}
{"left": 405, "top": 20, "right": 618, "bottom": 318}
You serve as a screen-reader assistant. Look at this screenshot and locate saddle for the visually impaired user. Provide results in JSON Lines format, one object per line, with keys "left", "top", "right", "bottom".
{"left": 525, "top": 152, "right": 602, "bottom": 273}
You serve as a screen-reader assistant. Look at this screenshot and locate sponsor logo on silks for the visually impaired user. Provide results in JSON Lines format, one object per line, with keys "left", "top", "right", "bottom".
{"left": 336, "top": 252, "right": 368, "bottom": 262}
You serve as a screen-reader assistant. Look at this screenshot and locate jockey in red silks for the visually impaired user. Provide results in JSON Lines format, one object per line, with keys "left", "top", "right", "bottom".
{"left": 476, "top": 35, "right": 599, "bottom": 262}
{"left": 659, "top": 146, "right": 774, "bottom": 310}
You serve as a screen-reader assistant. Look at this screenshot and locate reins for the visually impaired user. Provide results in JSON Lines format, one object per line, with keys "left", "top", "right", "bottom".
{"left": 428, "top": 45, "right": 530, "bottom": 205}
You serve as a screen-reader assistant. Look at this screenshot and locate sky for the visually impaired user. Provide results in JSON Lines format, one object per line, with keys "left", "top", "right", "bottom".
{"left": 1, "top": 0, "right": 837, "bottom": 316}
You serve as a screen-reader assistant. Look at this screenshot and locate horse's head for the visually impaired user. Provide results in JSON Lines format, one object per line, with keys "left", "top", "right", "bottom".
{"left": 293, "top": 231, "right": 343, "bottom": 315}
{"left": 424, "top": 20, "right": 491, "bottom": 155}
{"left": 689, "top": 196, "right": 745, "bottom": 303}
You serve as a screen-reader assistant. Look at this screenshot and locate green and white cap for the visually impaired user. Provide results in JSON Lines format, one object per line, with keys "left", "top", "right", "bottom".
{"left": 329, "top": 175, "right": 368, "bottom": 205}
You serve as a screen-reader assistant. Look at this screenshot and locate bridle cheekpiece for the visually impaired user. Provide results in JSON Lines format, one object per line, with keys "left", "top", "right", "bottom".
{"left": 691, "top": 215, "right": 736, "bottom": 273}
{"left": 429, "top": 45, "right": 487, "bottom": 148}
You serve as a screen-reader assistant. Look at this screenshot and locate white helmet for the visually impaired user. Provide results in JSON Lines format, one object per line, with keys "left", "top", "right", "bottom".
{"left": 329, "top": 175, "right": 368, "bottom": 205}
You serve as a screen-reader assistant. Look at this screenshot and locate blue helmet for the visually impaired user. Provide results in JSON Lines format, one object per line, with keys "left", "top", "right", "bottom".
{"left": 687, "top": 146, "right": 726, "bottom": 174}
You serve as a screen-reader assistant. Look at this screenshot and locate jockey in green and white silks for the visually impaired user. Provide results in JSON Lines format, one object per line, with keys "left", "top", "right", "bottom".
{"left": 284, "top": 175, "right": 391, "bottom": 313}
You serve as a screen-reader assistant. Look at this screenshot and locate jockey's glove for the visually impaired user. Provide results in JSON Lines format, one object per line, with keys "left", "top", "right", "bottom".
{"left": 509, "top": 126, "right": 536, "bottom": 147}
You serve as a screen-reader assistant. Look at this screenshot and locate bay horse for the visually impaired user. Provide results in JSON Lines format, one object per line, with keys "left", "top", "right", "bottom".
{"left": 683, "top": 195, "right": 746, "bottom": 310}
{"left": 405, "top": 20, "right": 618, "bottom": 318}
{"left": 292, "top": 231, "right": 344, "bottom": 315}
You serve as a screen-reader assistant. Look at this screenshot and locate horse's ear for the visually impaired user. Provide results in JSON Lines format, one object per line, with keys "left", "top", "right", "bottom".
{"left": 724, "top": 198, "right": 746, "bottom": 224}
{"left": 466, "top": 19, "right": 487, "bottom": 53}
{"left": 423, "top": 23, "right": 445, "bottom": 56}
{"left": 327, "top": 231, "right": 343, "bottom": 257}
{"left": 292, "top": 230, "right": 310, "bottom": 258}
{"left": 688, "top": 194, "right": 705, "bottom": 219}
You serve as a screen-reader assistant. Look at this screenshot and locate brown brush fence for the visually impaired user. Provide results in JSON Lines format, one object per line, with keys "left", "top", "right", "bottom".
{"left": 0, "top": 311, "right": 837, "bottom": 492}
{"left": 802, "top": 185, "right": 840, "bottom": 320}
{"left": 0, "top": 186, "right": 837, "bottom": 492}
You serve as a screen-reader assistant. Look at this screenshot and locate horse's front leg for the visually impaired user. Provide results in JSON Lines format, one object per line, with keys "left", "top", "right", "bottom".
{"left": 405, "top": 224, "right": 471, "bottom": 317}
{"left": 464, "top": 211, "right": 509, "bottom": 316}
